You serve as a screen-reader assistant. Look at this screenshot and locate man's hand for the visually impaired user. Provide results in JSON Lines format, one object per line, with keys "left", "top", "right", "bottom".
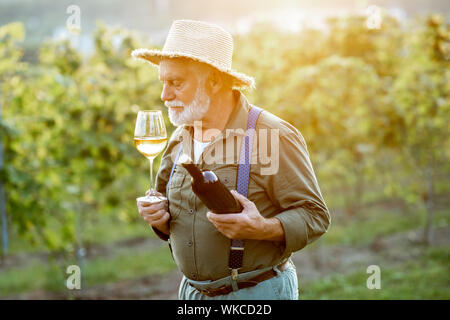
{"left": 206, "top": 190, "right": 285, "bottom": 241}
{"left": 137, "top": 190, "right": 170, "bottom": 235}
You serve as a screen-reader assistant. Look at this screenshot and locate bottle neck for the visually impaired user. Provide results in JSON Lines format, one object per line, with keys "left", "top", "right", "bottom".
{"left": 182, "top": 163, "right": 204, "bottom": 182}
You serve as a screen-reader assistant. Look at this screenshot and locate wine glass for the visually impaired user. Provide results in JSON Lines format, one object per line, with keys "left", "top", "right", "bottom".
{"left": 134, "top": 110, "right": 168, "bottom": 203}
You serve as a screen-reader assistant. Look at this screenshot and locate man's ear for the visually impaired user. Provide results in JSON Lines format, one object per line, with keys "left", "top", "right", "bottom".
{"left": 206, "top": 69, "right": 224, "bottom": 95}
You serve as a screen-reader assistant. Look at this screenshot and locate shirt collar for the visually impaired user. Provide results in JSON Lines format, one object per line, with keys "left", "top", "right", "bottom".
{"left": 224, "top": 89, "right": 251, "bottom": 136}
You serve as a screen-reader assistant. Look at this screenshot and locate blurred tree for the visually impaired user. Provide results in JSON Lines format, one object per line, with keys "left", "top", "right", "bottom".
{"left": 279, "top": 56, "right": 382, "bottom": 215}
{"left": 388, "top": 14, "right": 449, "bottom": 245}
{"left": 1, "top": 12, "right": 449, "bottom": 264}
{"left": 0, "top": 22, "right": 50, "bottom": 254}
{"left": 326, "top": 13, "right": 403, "bottom": 77}
{"left": 1, "top": 22, "right": 169, "bottom": 258}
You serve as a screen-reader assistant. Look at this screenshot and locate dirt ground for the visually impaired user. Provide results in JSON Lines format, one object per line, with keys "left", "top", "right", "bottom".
{"left": 4, "top": 226, "right": 449, "bottom": 300}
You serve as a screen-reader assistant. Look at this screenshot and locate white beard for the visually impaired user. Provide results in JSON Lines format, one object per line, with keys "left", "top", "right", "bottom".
{"left": 165, "top": 82, "right": 210, "bottom": 126}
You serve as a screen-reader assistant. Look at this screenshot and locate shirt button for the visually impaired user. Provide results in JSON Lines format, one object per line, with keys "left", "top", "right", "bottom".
{"left": 187, "top": 240, "right": 193, "bottom": 247}
{"left": 188, "top": 208, "right": 194, "bottom": 214}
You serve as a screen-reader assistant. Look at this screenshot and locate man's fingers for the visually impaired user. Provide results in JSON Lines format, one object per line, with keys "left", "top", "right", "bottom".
{"left": 211, "top": 223, "right": 235, "bottom": 239}
{"left": 207, "top": 212, "right": 240, "bottom": 224}
{"left": 230, "top": 190, "right": 253, "bottom": 209}
{"left": 138, "top": 200, "right": 166, "bottom": 211}
{"left": 145, "top": 211, "right": 170, "bottom": 226}
{"left": 152, "top": 211, "right": 170, "bottom": 226}
{"left": 139, "top": 200, "right": 157, "bottom": 208}
{"left": 143, "top": 210, "right": 167, "bottom": 223}
{"left": 145, "top": 190, "right": 164, "bottom": 197}
{"left": 139, "top": 201, "right": 167, "bottom": 213}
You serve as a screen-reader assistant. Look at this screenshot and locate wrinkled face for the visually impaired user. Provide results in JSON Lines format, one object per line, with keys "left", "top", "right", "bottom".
{"left": 159, "top": 58, "right": 211, "bottom": 126}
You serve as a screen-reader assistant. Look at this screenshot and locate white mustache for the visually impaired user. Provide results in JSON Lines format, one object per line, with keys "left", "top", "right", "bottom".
{"left": 165, "top": 100, "right": 186, "bottom": 108}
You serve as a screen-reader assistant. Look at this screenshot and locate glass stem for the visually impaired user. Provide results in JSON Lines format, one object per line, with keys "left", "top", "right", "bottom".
{"left": 149, "top": 158, "right": 154, "bottom": 195}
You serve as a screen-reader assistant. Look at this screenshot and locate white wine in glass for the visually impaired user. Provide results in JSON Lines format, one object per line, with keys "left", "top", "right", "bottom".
{"left": 134, "top": 110, "right": 168, "bottom": 203}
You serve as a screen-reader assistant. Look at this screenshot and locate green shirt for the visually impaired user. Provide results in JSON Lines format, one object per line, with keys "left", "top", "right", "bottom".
{"left": 154, "top": 90, "right": 331, "bottom": 281}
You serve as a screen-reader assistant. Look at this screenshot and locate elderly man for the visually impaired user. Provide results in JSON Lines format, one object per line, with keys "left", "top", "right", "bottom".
{"left": 134, "top": 20, "right": 330, "bottom": 300}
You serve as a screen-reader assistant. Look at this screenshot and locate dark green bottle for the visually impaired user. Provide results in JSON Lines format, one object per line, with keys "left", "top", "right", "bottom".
{"left": 181, "top": 162, "right": 242, "bottom": 214}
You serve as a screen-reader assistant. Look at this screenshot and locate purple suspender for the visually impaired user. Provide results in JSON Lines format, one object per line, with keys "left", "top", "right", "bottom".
{"left": 237, "top": 106, "right": 262, "bottom": 197}
{"left": 229, "top": 106, "right": 262, "bottom": 287}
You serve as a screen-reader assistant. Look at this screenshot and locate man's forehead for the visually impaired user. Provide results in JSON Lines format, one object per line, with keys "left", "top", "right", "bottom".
{"left": 159, "top": 58, "right": 210, "bottom": 80}
{"left": 159, "top": 58, "right": 191, "bottom": 78}
{"left": 160, "top": 57, "right": 190, "bottom": 68}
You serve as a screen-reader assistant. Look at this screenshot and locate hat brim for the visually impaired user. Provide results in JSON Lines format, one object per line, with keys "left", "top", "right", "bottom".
{"left": 131, "top": 48, "right": 255, "bottom": 90}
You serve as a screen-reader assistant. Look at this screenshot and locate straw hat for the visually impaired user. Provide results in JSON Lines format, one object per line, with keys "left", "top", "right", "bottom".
{"left": 131, "top": 19, "right": 255, "bottom": 89}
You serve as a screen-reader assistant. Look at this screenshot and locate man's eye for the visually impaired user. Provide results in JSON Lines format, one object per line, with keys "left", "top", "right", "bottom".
{"left": 173, "top": 81, "right": 182, "bottom": 87}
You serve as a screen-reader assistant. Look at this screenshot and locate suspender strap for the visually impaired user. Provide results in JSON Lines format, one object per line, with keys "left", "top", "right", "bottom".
{"left": 166, "top": 144, "right": 183, "bottom": 206}
{"left": 166, "top": 144, "right": 183, "bottom": 258}
{"left": 229, "top": 106, "right": 263, "bottom": 288}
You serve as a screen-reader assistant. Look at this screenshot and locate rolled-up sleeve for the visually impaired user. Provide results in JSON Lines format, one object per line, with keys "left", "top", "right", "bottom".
{"left": 269, "top": 130, "right": 331, "bottom": 257}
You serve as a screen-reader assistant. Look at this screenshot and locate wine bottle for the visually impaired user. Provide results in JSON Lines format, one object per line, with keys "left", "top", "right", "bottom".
{"left": 181, "top": 160, "right": 242, "bottom": 214}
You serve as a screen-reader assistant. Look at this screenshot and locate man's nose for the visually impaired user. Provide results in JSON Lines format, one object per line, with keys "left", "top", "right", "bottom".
{"left": 161, "top": 84, "right": 175, "bottom": 103}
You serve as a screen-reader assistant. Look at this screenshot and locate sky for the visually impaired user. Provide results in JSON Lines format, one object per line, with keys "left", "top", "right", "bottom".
{"left": 0, "top": 0, "right": 448, "bottom": 53}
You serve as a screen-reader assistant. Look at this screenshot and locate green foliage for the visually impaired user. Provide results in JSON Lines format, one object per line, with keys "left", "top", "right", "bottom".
{"left": 0, "top": 245, "right": 176, "bottom": 295}
{"left": 83, "top": 246, "right": 176, "bottom": 286}
{"left": 0, "top": 22, "right": 171, "bottom": 255}
{"left": 390, "top": 16, "right": 449, "bottom": 165}
{"left": 0, "top": 14, "right": 449, "bottom": 265}
{"left": 300, "top": 246, "right": 450, "bottom": 299}
{"left": 234, "top": 14, "right": 449, "bottom": 216}
{"left": 324, "top": 207, "right": 450, "bottom": 246}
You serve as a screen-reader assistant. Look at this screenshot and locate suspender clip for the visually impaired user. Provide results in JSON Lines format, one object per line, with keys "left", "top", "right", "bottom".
{"left": 231, "top": 268, "right": 239, "bottom": 281}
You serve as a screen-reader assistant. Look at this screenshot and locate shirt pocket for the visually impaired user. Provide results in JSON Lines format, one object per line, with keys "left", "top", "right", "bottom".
{"left": 214, "top": 166, "right": 237, "bottom": 191}
{"left": 167, "top": 166, "right": 185, "bottom": 219}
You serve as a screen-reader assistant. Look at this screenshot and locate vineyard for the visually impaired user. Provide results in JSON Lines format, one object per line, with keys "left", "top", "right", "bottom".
{"left": 0, "top": 12, "right": 449, "bottom": 299}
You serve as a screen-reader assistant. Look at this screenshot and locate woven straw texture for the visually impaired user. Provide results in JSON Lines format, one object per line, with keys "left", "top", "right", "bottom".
{"left": 131, "top": 20, "right": 255, "bottom": 89}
